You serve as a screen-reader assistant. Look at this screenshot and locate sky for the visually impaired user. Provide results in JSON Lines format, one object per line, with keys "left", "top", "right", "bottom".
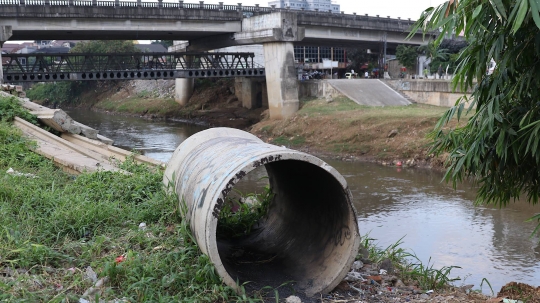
{"left": 7, "top": 0, "right": 448, "bottom": 43}
{"left": 204, "top": 0, "right": 448, "bottom": 20}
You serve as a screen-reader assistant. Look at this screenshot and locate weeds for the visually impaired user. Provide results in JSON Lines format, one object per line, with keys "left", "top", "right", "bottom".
{"left": 359, "top": 234, "right": 462, "bottom": 291}
{"left": 216, "top": 186, "right": 273, "bottom": 239}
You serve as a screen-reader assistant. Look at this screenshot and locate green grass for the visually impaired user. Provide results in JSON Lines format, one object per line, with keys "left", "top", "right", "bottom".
{"left": 0, "top": 95, "right": 254, "bottom": 302}
{"left": 359, "top": 234, "right": 463, "bottom": 292}
{"left": 272, "top": 135, "right": 306, "bottom": 147}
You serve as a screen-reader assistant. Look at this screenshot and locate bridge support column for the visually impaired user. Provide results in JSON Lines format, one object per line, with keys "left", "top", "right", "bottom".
{"left": 0, "top": 26, "right": 13, "bottom": 85}
{"left": 175, "top": 78, "right": 194, "bottom": 106}
{"left": 236, "top": 77, "right": 261, "bottom": 109}
{"left": 263, "top": 42, "right": 299, "bottom": 119}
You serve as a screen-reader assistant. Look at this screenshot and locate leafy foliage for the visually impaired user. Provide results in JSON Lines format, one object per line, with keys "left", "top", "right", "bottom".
{"left": 70, "top": 40, "right": 139, "bottom": 54}
{"left": 216, "top": 186, "right": 273, "bottom": 239}
{"left": 395, "top": 45, "right": 419, "bottom": 73}
{"left": 25, "top": 82, "right": 75, "bottom": 105}
{"left": 0, "top": 95, "right": 38, "bottom": 124}
{"left": 410, "top": 0, "right": 540, "bottom": 232}
{"left": 345, "top": 48, "right": 379, "bottom": 72}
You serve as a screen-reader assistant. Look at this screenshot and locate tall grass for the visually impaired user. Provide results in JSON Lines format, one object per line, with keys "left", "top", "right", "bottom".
{"left": 0, "top": 95, "right": 254, "bottom": 301}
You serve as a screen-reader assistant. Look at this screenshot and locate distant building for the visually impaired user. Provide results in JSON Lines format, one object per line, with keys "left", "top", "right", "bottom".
{"left": 268, "top": 0, "right": 340, "bottom": 13}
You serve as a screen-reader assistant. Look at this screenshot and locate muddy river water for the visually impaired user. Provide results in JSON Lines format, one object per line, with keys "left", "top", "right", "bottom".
{"left": 68, "top": 109, "right": 540, "bottom": 295}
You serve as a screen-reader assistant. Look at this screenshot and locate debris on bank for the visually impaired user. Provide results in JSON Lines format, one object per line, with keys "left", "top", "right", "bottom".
{"left": 1, "top": 92, "right": 164, "bottom": 174}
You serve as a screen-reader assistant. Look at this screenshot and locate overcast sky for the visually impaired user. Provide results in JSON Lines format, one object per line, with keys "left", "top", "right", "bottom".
{"left": 207, "top": 0, "right": 448, "bottom": 19}
{"left": 8, "top": 0, "right": 448, "bottom": 43}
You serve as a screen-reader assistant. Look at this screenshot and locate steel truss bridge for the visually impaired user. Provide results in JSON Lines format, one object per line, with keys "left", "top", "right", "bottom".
{"left": 2, "top": 52, "right": 265, "bottom": 82}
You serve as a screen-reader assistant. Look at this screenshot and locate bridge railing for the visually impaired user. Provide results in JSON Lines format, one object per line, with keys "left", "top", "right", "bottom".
{"left": 0, "top": 0, "right": 417, "bottom": 24}
{"left": 0, "top": 0, "right": 414, "bottom": 31}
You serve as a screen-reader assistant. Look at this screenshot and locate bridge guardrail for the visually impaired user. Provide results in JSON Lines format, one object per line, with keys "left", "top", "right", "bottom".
{"left": 0, "top": 0, "right": 416, "bottom": 23}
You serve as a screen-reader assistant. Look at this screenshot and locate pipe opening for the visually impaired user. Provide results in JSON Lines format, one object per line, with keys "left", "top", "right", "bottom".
{"left": 216, "top": 160, "right": 353, "bottom": 296}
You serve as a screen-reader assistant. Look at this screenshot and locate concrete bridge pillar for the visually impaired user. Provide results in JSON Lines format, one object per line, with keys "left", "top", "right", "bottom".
{"left": 263, "top": 42, "right": 299, "bottom": 119}
{"left": 175, "top": 78, "right": 194, "bottom": 106}
{"left": 235, "top": 77, "right": 265, "bottom": 109}
{"left": 0, "top": 26, "right": 13, "bottom": 85}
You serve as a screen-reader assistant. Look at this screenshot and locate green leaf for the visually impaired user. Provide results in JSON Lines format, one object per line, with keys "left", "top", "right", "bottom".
{"left": 530, "top": 0, "right": 540, "bottom": 29}
{"left": 511, "top": 0, "right": 529, "bottom": 34}
{"left": 473, "top": 4, "right": 483, "bottom": 19}
{"left": 491, "top": 0, "right": 508, "bottom": 20}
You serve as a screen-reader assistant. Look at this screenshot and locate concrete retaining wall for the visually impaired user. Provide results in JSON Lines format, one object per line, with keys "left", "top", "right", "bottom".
{"left": 385, "top": 79, "right": 473, "bottom": 107}
{"left": 298, "top": 80, "right": 344, "bottom": 99}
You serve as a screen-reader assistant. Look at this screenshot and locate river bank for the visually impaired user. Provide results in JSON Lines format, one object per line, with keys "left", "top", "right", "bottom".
{"left": 29, "top": 78, "right": 454, "bottom": 170}
{"left": 8, "top": 86, "right": 540, "bottom": 302}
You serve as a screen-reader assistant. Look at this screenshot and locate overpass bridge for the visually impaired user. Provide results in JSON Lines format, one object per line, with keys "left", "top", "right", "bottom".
{"left": 0, "top": 1, "right": 432, "bottom": 119}
{"left": 0, "top": 0, "right": 427, "bottom": 51}
{"left": 2, "top": 52, "right": 264, "bottom": 82}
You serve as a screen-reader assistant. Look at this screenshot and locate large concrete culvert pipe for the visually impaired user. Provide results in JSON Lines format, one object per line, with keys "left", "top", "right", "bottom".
{"left": 163, "top": 128, "right": 360, "bottom": 297}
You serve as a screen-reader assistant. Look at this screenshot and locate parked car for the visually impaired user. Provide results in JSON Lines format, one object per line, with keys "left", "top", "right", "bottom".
{"left": 345, "top": 72, "right": 358, "bottom": 79}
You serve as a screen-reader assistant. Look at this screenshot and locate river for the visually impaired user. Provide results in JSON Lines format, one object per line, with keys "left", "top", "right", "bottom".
{"left": 67, "top": 108, "right": 540, "bottom": 295}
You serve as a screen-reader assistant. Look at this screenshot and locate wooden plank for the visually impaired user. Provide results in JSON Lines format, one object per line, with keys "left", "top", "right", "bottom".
{"left": 13, "top": 117, "right": 128, "bottom": 175}
{"left": 61, "top": 133, "right": 165, "bottom": 169}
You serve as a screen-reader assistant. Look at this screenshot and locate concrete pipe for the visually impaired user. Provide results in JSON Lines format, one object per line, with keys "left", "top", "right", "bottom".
{"left": 163, "top": 128, "right": 360, "bottom": 297}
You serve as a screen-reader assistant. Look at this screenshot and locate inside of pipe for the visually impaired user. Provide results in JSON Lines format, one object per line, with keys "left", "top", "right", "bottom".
{"left": 216, "top": 160, "right": 353, "bottom": 297}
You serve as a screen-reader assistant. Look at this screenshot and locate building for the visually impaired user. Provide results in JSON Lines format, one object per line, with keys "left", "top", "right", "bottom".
{"left": 268, "top": 0, "right": 340, "bottom": 13}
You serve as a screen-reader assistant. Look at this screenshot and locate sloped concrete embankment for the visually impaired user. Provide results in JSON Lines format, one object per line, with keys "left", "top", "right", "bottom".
{"left": 299, "top": 79, "right": 411, "bottom": 106}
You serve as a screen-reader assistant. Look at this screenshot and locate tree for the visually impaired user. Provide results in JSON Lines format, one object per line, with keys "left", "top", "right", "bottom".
{"left": 345, "top": 48, "right": 378, "bottom": 72}
{"left": 417, "top": 40, "right": 450, "bottom": 73}
{"left": 395, "top": 45, "right": 418, "bottom": 74}
{"left": 70, "top": 40, "right": 139, "bottom": 53}
{"left": 410, "top": 0, "right": 540, "bottom": 233}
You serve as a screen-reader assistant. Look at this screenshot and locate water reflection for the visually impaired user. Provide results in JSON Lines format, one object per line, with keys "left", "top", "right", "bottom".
{"left": 65, "top": 109, "right": 540, "bottom": 293}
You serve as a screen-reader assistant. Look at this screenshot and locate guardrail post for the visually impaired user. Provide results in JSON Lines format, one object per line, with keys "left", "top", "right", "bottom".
{"left": 218, "top": 1, "right": 223, "bottom": 10}
{"left": 178, "top": 0, "right": 183, "bottom": 8}
{"left": 199, "top": 1, "right": 203, "bottom": 9}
